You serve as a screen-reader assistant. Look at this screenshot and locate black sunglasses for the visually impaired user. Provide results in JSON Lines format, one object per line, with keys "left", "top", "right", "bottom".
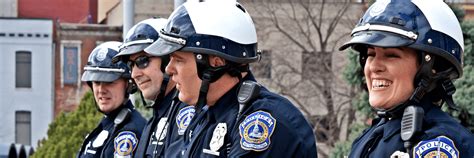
{"left": 128, "top": 55, "right": 151, "bottom": 69}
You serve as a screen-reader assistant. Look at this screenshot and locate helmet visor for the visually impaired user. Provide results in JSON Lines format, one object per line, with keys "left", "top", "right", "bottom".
{"left": 339, "top": 30, "right": 415, "bottom": 52}
{"left": 119, "top": 44, "right": 149, "bottom": 57}
{"left": 114, "top": 39, "right": 154, "bottom": 62}
{"left": 144, "top": 30, "right": 186, "bottom": 56}
{"left": 81, "top": 67, "right": 124, "bottom": 82}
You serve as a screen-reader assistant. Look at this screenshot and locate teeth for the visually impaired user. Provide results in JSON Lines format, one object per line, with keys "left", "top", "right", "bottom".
{"left": 372, "top": 79, "right": 392, "bottom": 88}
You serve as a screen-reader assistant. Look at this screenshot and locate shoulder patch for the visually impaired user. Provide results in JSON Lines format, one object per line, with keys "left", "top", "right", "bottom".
{"left": 176, "top": 106, "right": 195, "bottom": 135}
{"left": 114, "top": 131, "right": 138, "bottom": 156}
{"left": 239, "top": 111, "right": 276, "bottom": 151}
{"left": 413, "top": 136, "right": 459, "bottom": 158}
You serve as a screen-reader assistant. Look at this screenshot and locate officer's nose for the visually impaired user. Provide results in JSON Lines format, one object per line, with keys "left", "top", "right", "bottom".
{"left": 93, "top": 82, "right": 107, "bottom": 94}
{"left": 366, "top": 49, "right": 386, "bottom": 74}
{"left": 131, "top": 65, "right": 143, "bottom": 79}
{"left": 165, "top": 59, "right": 176, "bottom": 77}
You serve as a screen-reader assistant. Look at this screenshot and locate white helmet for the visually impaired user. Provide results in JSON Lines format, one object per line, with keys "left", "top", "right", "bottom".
{"left": 144, "top": 0, "right": 259, "bottom": 64}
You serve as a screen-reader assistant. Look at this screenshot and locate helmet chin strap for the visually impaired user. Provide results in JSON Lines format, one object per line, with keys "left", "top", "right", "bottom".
{"left": 194, "top": 53, "right": 228, "bottom": 113}
{"left": 158, "top": 74, "right": 171, "bottom": 103}
{"left": 377, "top": 52, "right": 437, "bottom": 118}
{"left": 193, "top": 53, "right": 249, "bottom": 113}
{"left": 143, "top": 74, "right": 170, "bottom": 108}
{"left": 377, "top": 52, "right": 459, "bottom": 118}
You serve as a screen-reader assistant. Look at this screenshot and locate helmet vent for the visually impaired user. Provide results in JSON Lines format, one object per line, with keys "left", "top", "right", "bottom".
{"left": 389, "top": 17, "right": 405, "bottom": 26}
{"left": 170, "top": 27, "right": 180, "bottom": 34}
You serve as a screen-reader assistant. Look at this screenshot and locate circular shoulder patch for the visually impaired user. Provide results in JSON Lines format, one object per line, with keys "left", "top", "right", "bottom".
{"left": 114, "top": 131, "right": 138, "bottom": 156}
{"left": 413, "top": 136, "right": 459, "bottom": 158}
{"left": 239, "top": 111, "right": 276, "bottom": 151}
{"left": 176, "top": 106, "right": 195, "bottom": 135}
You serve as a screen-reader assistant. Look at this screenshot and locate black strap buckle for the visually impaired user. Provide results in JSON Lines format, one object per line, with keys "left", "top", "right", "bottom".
{"left": 442, "top": 80, "right": 456, "bottom": 96}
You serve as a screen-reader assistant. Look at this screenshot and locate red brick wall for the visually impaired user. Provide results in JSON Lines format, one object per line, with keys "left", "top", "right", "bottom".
{"left": 18, "top": 0, "right": 98, "bottom": 23}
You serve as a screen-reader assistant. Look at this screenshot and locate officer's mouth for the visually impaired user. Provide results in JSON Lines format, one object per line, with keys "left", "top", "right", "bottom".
{"left": 136, "top": 79, "right": 151, "bottom": 88}
{"left": 98, "top": 97, "right": 111, "bottom": 103}
{"left": 371, "top": 79, "right": 392, "bottom": 90}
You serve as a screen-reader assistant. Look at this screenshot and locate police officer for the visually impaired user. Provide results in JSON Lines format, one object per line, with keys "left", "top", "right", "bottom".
{"left": 144, "top": 1, "right": 318, "bottom": 157}
{"left": 339, "top": 0, "right": 474, "bottom": 157}
{"left": 113, "top": 18, "right": 190, "bottom": 158}
{"left": 78, "top": 41, "right": 147, "bottom": 158}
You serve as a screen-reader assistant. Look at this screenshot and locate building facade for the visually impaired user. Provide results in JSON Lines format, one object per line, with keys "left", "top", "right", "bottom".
{"left": 0, "top": 18, "right": 53, "bottom": 148}
{"left": 18, "top": 0, "right": 98, "bottom": 23}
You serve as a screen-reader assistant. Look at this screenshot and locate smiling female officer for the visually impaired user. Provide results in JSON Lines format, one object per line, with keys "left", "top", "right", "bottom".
{"left": 339, "top": 0, "right": 474, "bottom": 157}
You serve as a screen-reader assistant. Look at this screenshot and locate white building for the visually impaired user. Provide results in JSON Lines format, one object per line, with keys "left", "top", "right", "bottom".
{"left": 0, "top": 18, "right": 54, "bottom": 148}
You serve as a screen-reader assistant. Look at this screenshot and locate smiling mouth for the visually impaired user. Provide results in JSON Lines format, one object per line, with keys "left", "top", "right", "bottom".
{"left": 372, "top": 79, "right": 392, "bottom": 89}
{"left": 137, "top": 80, "right": 150, "bottom": 87}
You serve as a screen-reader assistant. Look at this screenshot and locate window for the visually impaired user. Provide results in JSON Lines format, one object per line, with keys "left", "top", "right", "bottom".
{"left": 61, "top": 41, "right": 82, "bottom": 86}
{"left": 16, "top": 51, "right": 32, "bottom": 88}
{"left": 250, "top": 50, "right": 272, "bottom": 79}
{"left": 15, "top": 111, "right": 31, "bottom": 145}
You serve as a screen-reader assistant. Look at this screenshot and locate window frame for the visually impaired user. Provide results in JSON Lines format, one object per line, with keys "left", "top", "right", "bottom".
{"left": 60, "top": 40, "right": 82, "bottom": 87}
{"left": 15, "top": 110, "right": 32, "bottom": 145}
{"left": 15, "top": 51, "right": 32, "bottom": 88}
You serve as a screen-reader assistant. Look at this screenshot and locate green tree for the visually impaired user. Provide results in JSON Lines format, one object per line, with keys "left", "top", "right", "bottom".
{"left": 452, "top": 65, "right": 474, "bottom": 131}
{"left": 331, "top": 47, "right": 372, "bottom": 157}
{"left": 132, "top": 91, "right": 153, "bottom": 120}
{"left": 446, "top": 4, "right": 474, "bottom": 132}
{"left": 32, "top": 91, "right": 102, "bottom": 158}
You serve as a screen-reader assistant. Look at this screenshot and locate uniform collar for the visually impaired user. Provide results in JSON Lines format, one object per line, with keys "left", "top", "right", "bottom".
{"left": 102, "top": 100, "right": 133, "bottom": 125}
{"left": 381, "top": 99, "right": 436, "bottom": 141}
{"left": 153, "top": 88, "right": 177, "bottom": 118}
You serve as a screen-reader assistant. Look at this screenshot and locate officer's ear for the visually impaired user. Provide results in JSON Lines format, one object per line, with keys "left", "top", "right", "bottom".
{"left": 208, "top": 55, "right": 226, "bottom": 67}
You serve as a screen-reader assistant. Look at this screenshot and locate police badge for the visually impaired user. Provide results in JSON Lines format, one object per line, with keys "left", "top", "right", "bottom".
{"left": 114, "top": 131, "right": 138, "bottom": 157}
{"left": 176, "top": 106, "right": 195, "bottom": 135}
{"left": 239, "top": 111, "right": 276, "bottom": 151}
{"left": 155, "top": 117, "right": 168, "bottom": 145}
{"left": 413, "top": 136, "right": 459, "bottom": 158}
{"left": 92, "top": 130, "right": 109, "bottom": 148}
{"left": 96, "top": 47, "right": 108, "bottom": 61}
{"left": 203, "top": 123, "right": 227, "bottom": 156}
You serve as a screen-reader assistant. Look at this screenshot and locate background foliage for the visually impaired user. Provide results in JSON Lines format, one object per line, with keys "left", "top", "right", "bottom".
{"left": 32, "top": 91, "right": 101, "bottom": 158}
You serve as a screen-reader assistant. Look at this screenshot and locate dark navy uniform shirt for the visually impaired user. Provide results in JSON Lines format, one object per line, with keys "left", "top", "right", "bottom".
{"left": 78, "top": 101, "right": 146, "bottom": 158}
{"left": 165, "top": 73, "right": 317, "bottom": 158}
{"left": 135, "top": 88, "right": 191, "bottom": 158}
{"left": 349, "top": 100, "right": 474, "bottom": 158}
